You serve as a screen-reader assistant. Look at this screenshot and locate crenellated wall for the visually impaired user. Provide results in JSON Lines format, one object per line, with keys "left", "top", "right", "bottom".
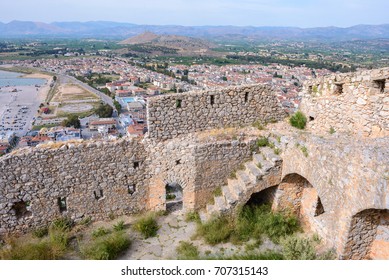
{"left": 147, "top": 84, "right": 288, "bottom": 140}
{"left": 300, "top": 67, "right": 389, "bottom": 137}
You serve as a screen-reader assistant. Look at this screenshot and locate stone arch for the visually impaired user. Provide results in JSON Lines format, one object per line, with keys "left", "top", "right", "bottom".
{"left": 273, "top": 173, "right": 326, "bottom": 231}
{"left": 342, "top": 208, "right": 389, "bottom": 260}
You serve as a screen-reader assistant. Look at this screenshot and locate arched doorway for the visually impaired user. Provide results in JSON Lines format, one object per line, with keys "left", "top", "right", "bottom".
{"left": 343, "top": 209, "right": 389, "bottom": 259}
{"left": 246, "top": 186, "right": 278, "bottom": 207}
{"left": 165, "top": 183, "right": 183, "bottom": 212}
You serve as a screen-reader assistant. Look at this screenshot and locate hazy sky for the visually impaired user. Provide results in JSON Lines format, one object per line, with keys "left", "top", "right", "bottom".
{"left": 1, "top": 0, "right": 388, "bottom": 27}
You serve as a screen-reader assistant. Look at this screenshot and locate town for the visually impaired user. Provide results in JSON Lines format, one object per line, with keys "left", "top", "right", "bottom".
{"left": 0, "top": 55, "right": 331, "bottom": 156}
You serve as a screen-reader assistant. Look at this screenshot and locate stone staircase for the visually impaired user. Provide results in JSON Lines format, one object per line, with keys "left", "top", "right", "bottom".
{"left": 199, "top": 138, "right": 283, "bottom": 222}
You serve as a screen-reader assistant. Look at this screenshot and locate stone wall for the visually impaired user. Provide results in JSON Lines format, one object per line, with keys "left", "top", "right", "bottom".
{"left": 0, "top": 134, "right": 257, "bottom": 234}
{"left": 147, "top": 85, "right": 288, "bottom": 140}
{"left": 280, "top": 134, "right": 389, "bottom": 258}
{"left": 300, "top": 67, "right": 389, "bottom": 137}
{"left": 193, "top": 139, "right": 255, "bottom": 209}
{"left": 0, "top": 139, "right": 148, "bottom": 234}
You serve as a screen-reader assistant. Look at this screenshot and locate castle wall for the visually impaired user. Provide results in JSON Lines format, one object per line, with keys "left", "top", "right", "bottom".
{"left": 281, "top": 135, "right": 389, "bottom": 258}
{"left": 147, "top": 85, "right": 288, "bottom": 140}
{"left": 0, "top": 139, "right": 148, "bottom": 234}
{"left": 193, "top": 139, "right": 255, "bottom": 209}
{"left": 300, "top": 67, "right": 389, "bottom": 137}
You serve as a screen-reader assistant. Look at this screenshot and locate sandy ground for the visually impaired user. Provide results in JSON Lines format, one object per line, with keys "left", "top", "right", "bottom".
{"left": 0, "top": 80, "right": 50, "bottom": 136}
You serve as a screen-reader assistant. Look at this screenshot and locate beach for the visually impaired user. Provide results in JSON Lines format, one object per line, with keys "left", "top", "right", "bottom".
{"left": 0, "top": 72, "right": 51, "bottom": 137}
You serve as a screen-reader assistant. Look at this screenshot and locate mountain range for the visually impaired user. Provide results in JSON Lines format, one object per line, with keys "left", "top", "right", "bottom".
{"left": 1, "top": 20, "right": 389, "bottom": 41}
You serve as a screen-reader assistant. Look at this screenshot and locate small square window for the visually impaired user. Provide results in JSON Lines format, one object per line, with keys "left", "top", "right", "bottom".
{"left": 134, "top": 161, "right": 140, "bottom": 169}
{"left": 244, "top": 92, "right": 249, "bottom": 103}
{"left": 334, "top": 83, "right": 344, "bottom": 95}
{"left": 210, "top": 95, "right": 215, "bottom": 105}
{"left": 94, "top": 189, "right": 104, "bottom": 200}
{"left": 373, "top": 79, "right": 385, "bottom": 93}
{"left": 128, "top": 185, "right": 136, "bottom": 195}
{"left": 176, "top": 159, "right": 181, "bottom": 165}
{"left": 58, "top": 197, "right": 67, "bottom": 213}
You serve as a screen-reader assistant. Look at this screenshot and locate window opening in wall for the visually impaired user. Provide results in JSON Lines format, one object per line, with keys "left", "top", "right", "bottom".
{"left": 334, "top": 83, "right": 344, "bottom": 95}
{"left": 133, "top": 161, "right": 140, "bottom": 169}
{"left": 309, "top": 116, "right": 315, "bottom": 122}
{"left": 58, "top": 197, "right": 67, "bottom": 213}
{"left": 176, "top": 99, "right": 182, "bottom": 108}
{"left": 11, "top": 201, "right": 32, "bottom": 219}
{"left": 210, "top": 95, "right": 215, "bottom": 106}
{"left": 128, "top": 185, "right": 136, "bottom": 195}
{"left": 94, "top": 189, "right": 104, "bottom": 200}
{"left": 314, "top": 197, "right": 325, "bottom": 217}
{"left": 165, "top": 183, "right": 183, "bottom": 212}
{"left": 373, "top": 79, "right": 386, "bottom": 93}
{"left": 244, "top": 92, "right": 249, "bottom": 103}
{"left": 176, "top": 159, "right": 181, "bottom": 165}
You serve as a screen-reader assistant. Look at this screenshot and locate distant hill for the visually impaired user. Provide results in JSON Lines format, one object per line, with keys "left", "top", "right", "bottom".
{"left": 119, "top": 32, "right": 215, "bottom": 52}
{"left": 0, "top": 21, "right": 388, "bottom": 41}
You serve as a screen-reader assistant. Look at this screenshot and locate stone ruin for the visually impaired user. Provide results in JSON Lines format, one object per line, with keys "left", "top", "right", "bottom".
{"left": 0, "top": 67, "right": 388, "bottom": 259}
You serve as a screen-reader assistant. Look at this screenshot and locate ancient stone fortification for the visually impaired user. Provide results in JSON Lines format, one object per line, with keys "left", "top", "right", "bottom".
{"left": 301, "top": 67, "right": 389, "bottom": 137}
{"left": 147, "top": 84, "right": 287, "bottom": 139}
{"left": 0, "top": 70, "right": 388, "bottom": 259}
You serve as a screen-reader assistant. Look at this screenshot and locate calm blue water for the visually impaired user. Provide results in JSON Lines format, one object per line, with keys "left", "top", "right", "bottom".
{"left": 0, "top": 70, "right": 46, "bottom": 87}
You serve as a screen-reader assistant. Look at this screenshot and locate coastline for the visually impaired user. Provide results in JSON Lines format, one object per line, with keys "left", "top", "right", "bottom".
{"left": 0, "top": 71, "right": 52, "bottom": 137}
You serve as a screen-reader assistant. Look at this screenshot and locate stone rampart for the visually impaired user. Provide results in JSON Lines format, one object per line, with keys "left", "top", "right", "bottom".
{"left": 301, "top": 67, "right": 389, "bottom": 137}
{"left": 147, "top": 85, "right": 288, "bottom": 140}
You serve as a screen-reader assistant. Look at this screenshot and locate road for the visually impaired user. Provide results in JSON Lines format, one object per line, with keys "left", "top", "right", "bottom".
{"left": 58, "top": 74, "right": 117, "bottom": 116}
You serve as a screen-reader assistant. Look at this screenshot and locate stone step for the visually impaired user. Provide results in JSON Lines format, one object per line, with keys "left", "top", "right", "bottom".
{"left": 199, "top": 211, "right": 208, "bottom": 222}
{"left": 206, "top": 203, "right": 215, "bottom": 214}
{"left": 237, "top": 169, "right": 252, "bottom": 186}
{"left": 222, "top": 184, "right": 238, "bottom": 206}
{"left": 214, "top": 195, "right": 227, "bottom": 212}
{"left": 268, "top": 137, "right": 282, "bottom": 149}
{"left": 245, "top": 161, "right": 263, "bottom": 181}
{"left": 227, "top": 178, "right": 244, "bottom": 198}
{"left": 261, "top": 147, "right": 282, "bottom": 164}
{"left": 253, "top": 153, "right": 274, "bottom": 171}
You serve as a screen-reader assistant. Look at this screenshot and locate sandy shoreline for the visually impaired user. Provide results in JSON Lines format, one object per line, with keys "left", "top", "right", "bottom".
{"left": 0, "top": 75, "right": 51, "bottom": 136}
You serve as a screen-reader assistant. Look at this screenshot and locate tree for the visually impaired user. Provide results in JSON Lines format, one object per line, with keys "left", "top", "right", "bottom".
{"left": 95, "top": 103, "right": 113, "bottom": 118}
{"left": 113, "top": 101, "right": 122, "bottom": 113}
{"left": 61, "top": 115, "right": 80, "bottom": 128}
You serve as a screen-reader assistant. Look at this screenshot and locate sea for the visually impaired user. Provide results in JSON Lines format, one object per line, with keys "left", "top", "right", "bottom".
{"left": 0, "top": 70, "right": 46, "bottom": 87}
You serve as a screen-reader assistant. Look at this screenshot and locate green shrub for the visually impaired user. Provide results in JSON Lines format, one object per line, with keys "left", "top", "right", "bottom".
{"left": 196, "top": 216, "right": 233, "bottom": 245}
{"left": 252, "top": 121, "right": 265, "bottom": 130}
{"left": 212, "top": 187, "right": 222, "bottom": 197}
{"left": 185, "top": 211, "right": 200, "bottom": 223}
{"left": 133, "top": 214, "right": 159, "bottom": 239}
{"left": 300, "top": 146, "right": 308, "bottom": 157}
{"left": 281, "top": 235, "right": 317, "bottom": 260}
{"left": 289, "top": 111, "right": 307, "bottom": 129}
{"left": 92, "top": 227, "right": 110, "bottom": 238}
{"left": 51, "top": 217, "right": 73, "bottom": 231}
{"left": 256, "top": 137, "right": 269, "bottom": 147}
{"left": 81, "top": 232, "right": 131, "bottom": 260}
{"left": 113, "top": 221, "right": 125, "bottom": 232}
{"left": 176, "top": 241, "right": 199, "bottom": 260}
{"left": 79, "top": 217, "right": 92, "bottom": 226}
{"left": 329, "top": 127, "right": 336, "bottom": 134}
{"left": 0, "top": 240, "right": 62, "bottom": 260}
{"left": 33, "top": 227, "right": 49, "bottom": 238}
